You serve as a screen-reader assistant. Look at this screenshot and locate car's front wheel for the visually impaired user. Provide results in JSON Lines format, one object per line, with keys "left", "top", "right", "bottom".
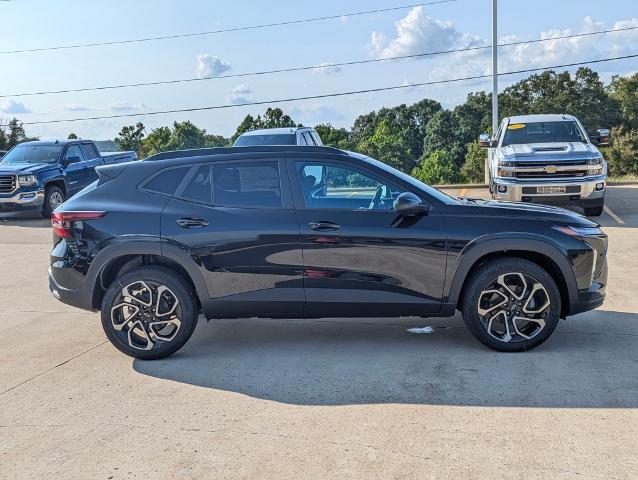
{"left": 101, "top": 266, "right": 199, "bottom": 360}
{"left": 461, "top": 258, "right": 561, "bottom": 352}
{"left": 42, "top": 186, "right": 65, "bottom": 218}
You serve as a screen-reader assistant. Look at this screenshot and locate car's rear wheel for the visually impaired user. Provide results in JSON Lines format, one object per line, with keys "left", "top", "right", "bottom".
{"left": 42, "top": 186, "right": 65, "bottom": 218}
{"left": 101, "top": 266, "right": 198, "bottom": 360}
{"left": 461, "top": 258, "right": 561, "bottom": 352}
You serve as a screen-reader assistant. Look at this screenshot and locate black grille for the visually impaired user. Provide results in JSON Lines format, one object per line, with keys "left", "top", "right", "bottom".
{"left": 516, "top": 171, "right": 586, "bottom": 179}
{"left": 0, "top": 175, "right": 16, "bottom": 193}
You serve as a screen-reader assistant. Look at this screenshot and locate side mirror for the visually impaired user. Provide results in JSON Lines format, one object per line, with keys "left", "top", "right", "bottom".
{"left": 394, "top": 192, "right": 429, "bottom": 217}
{"left": 590, "top": 128, "right": 610, "bottom": 147}
{"left": 479, "top": 134, "right": 496, "bottom": 148}
{"left": 63, "top": 155, "right": 81, "bottom": 166}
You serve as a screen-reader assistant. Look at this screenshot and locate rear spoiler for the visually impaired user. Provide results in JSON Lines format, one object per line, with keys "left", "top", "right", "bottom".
{"left": 96, "top": 163, "right": 129, "bottom": 184}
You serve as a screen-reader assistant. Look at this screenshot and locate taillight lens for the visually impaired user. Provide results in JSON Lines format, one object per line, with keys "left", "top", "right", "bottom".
{"left": 51, "top": 211, "right": 106, "bottom": 238}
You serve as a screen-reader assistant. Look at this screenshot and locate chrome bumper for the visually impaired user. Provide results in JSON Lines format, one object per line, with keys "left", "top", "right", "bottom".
{"left": 0, "top": 189, "right": 45, "bottom": 209}
{"left": 492, "top": 176, "right": 606, "bottom": 202}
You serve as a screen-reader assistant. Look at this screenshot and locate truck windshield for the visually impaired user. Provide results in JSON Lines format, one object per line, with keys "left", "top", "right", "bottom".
{"left": 235, "top": 134, "right": 297, "bottom": 146}
{"left": 1, "top": 145, "right": 62, "bottom": 164}
{"left": 502, "top": 121, "right": 587, "bottom": 146}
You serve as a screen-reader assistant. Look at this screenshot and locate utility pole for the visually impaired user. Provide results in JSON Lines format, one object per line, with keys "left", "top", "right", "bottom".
{"left": 492, "top": 0, "right": 498, "bottom": 135}
{"left": 486, "top": 0, "right": 498, "bottom": 185}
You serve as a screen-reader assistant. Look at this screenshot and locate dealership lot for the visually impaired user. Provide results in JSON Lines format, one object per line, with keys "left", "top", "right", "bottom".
{"left": 1, "top": 186, "right": 637, "bottom": 479}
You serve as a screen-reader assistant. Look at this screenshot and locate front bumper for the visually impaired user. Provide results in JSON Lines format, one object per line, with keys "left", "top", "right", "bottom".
{"left": 492, "top": 176, "right": 606, "bottom": 206}
{"left": 0, "top": 189, "right": 44, "bottom": 212}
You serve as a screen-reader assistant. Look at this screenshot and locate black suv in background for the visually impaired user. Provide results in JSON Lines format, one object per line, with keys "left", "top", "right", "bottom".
{"left": 49, "top": 146, "right": 608, "bottom": 359}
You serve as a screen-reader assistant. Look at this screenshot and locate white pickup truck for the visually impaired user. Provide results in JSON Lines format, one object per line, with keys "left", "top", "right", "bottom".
{"left": 480, "top": 114, "right": 609, "bottom": 216}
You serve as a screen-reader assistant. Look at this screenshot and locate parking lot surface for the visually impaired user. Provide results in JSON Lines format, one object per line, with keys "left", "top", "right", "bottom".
{"left": 1, "top": 186, "right": 637, "bottom": 479}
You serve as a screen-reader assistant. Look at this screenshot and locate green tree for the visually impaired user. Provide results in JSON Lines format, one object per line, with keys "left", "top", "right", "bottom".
{"left": 460, "top": 142, "right": 486, "bottom": 183}
{"left": 609, "top": 73, "right": 638, "bottom": 131}
{"left": 603, "top": 128, "right": 638, "bottom": 176}
{"left": 142, "top": 126, "right": 172, "bottom": 156}
{"left": 411, "top": 150, "right": 459, "bottom": 185}
{"left": 67, "top": 132, "right": 78, "bottom": 139}
{"left": 315, "top": 123, "right": 354, "bottom": 150}
{"left": 230, "top": 108, "right": 297, "bottom": 144}
{"left": 422, "top": 110, "right": 464, "bottom": 168}
{"left": 115, "top": 122, "right": 146, "bottom": 156}
{"left": 357, "top": 118, "right": 414, "bottom": 172}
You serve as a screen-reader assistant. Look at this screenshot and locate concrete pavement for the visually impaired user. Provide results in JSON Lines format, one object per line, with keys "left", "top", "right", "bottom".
{"left": 1, "top": 186, "right": 637, "bottom": 479}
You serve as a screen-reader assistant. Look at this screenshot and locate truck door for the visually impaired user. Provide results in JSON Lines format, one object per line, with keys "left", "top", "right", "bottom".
{"left": 80, "top": 142, "right": 104, "bottom": 184}
{"left": 62, "top": 144, "right": 87, "bottom": 196}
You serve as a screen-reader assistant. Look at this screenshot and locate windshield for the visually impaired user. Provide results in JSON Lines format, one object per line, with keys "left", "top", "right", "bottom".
{"left": 358, "top": 154, "right": 459, "bottom": 205}
{"left": 235, "top": 134, "right": 297, "bottom": 146}
{"left": 1, "top": 145, "right": 62, "bottom": 165}
{"left": 502, "top": 121, "right": 587, "bottom": 146}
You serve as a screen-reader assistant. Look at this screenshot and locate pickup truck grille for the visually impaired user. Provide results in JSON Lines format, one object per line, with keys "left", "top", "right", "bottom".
{"left": 512, "top": 160, "right": 590, "bottom": 180}
{"left": 0, "top": 175, "right": 16, "bottom": 194}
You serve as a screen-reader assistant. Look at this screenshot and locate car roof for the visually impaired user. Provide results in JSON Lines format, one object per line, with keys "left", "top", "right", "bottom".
{"left": 506, "top": 114, "right": 576, "bottom": 124}
{"left": 15, "top": 139, "right": 89, "bottom": 147}
{"left": 239, "top": 127, "right": 316, "bottom": 137}
{"left": 145, "top": 145, "right": 347, "bottom": 162}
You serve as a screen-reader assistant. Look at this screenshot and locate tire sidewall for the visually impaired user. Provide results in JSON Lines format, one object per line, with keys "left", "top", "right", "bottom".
{"left": 462, "top": 259, "right": 561, "bottom": 352}
{"left": 101, "top": 266, "right": 198, "bottom": 360}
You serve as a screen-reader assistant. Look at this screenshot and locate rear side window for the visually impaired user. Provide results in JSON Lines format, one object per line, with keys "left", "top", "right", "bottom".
{"left": 212, "top": 161, "right": 281, "bottom": 208}
{"left": 81, "top": 143, "right": 100, "bottom": 160}
{"left": 143, "top": 166, "right": 189, "bottom": 195}
{"left": 180, "top": 164, "right": 212, "bottom": 204}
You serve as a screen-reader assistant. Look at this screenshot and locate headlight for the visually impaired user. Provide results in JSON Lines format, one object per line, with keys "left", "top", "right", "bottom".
{"left": 18, "top": 175, "right": 38, "bottom": 187}
{"left": 498, "top": 159, "right": 516, "bottom": 167}
{"left": 497, "top": 168, "right": 514, "bottom": 177}
{"left": 587, "top": 157, "right": 603, "bottom": 165}
{"left": 553, "top": 225, "right": 604, "bottom": 237}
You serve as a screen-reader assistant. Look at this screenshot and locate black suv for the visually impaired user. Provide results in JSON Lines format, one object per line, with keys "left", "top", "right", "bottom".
{"left": 49, "top": 146, "right": 608, "bottom": 359}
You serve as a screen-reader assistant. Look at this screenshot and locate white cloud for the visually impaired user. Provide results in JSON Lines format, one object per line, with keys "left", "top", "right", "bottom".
{"left": 312, "top": 62, "right": 342, "bottom": 75}
{"left": 109, "top": 101, "right": 148, "bottom": 112}
{"left": 226, "top": 84, "right": 252, "bottom": 104}
{"left": 369, "top": 6, "right": 482, "bottom": 59}
{"left": 196, "top": 54, "right": 231, "bottom": 79}
{"left": 62, "top": 104, "right": 90, "bottom": 112}
{"left": 1, "top": 99, "right": 32, "bottom": 114}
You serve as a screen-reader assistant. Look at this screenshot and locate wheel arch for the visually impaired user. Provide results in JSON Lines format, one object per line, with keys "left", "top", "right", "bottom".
{"left": 44, "top": 178, "right": 67, "bottom": 196}
{"left": 448, "top": 236, "right": 578, "bottom": 317}
{"left": 88, "top": 240, "right": 208, "bottom": 312}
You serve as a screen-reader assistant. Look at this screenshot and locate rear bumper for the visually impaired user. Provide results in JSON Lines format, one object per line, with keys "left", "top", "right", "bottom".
{"left": 48, "top": 268, "right": 96, "bottom": 312}
{"left": 492, "top": 176, "right": 606, "bottom": 206}
{"left": 0, "top": 189, "right": 44, "bottom": 212}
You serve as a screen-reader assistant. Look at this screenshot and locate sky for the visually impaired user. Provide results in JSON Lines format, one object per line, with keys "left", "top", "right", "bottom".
{"left": 1, "top": 0, "right": 637, "bottom": 141}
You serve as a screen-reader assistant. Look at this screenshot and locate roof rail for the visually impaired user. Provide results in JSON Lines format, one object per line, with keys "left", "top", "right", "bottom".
{"left": 144, "top": 145, "right": 347, "bottom": 161}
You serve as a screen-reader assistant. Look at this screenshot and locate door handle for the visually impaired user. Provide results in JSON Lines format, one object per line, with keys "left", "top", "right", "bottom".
{"left": 308, "top": 221, "right": 340, "bottom": 231}
{"left": 177, "top": 217, "right": 209, "bottom": 229}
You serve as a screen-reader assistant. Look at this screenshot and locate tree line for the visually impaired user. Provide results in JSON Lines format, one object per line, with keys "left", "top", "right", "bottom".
{"left": 3, "top": 67, "right": 637, "bottom": 182}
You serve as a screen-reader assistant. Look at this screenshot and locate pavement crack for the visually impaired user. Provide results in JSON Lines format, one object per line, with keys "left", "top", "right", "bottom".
{"left": 0, "top": 341, "right": 108, "bottom": 397}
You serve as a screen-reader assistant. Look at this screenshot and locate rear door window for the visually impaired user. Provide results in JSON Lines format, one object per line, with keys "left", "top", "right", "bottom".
{"left": 81, "top": 143, "right": 100, "bottom": 160}
{"left": 179, "top": 164, "right": 212, "bottom": 204}
{"left": 212, "top": 161, "right": 281, "bottom": 208}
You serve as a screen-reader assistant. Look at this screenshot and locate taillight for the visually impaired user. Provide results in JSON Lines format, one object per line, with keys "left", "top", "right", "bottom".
{"left": 51, "top": 211, "right": 106, "bottom": 238}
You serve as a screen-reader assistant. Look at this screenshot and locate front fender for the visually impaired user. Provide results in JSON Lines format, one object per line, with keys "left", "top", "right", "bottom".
{"left": 446, "top": 233, "right": 579, "bottom": 309}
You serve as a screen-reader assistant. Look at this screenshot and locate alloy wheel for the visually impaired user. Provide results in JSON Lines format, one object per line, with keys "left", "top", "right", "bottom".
{"left": 49, "top": 191, "right": 64, "bottom": 210}
{"left": 110, "top": 280, "right": 182, "bottom": 351}
{"left": 477, "top": 272, "right": 551, "bottom": 343}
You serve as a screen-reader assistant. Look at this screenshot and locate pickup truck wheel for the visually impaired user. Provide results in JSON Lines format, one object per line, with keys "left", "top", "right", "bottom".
{"left": 461, "top": 258, "right": 561, "bottom": 352}
{"left": 41, "top": 186, "right": 65, "bottom": 218}
{"left": 101, "top": 266, "right": 199, "bottom": 360}
{"left": 584, "top": 206, "right": 604, "bottom": 217}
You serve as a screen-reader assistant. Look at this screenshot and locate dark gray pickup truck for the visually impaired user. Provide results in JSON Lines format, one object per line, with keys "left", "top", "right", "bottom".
{"left": 0, "top": 139, "right": 136, "bottom": 217}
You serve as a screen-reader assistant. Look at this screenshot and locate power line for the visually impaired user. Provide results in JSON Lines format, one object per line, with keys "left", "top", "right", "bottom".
{"left": 3, "top": 25, "right": 636, "bottom": 99}
{"left": 3, "top": 53, "right": 637, "bottom": 127}
{"left": 0, "top": 1, "right": 457, "bottom": 55}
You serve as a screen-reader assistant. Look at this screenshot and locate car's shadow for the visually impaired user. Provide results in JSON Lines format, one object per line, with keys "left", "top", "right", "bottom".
{"left": 134, "top": 310, "right": 638, "bottom": 408}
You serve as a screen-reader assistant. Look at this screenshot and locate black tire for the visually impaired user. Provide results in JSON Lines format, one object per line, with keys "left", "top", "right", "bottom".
{"left": 461, "top": 258, "right": 561, "bottom": 352}
{"left": 41, "top": 186, "right": 65, "bottom": 218}
{"left": 584, "top": 206, "right": 604, "bottom": 217}
{"left": 101, "top": 266, "right": 198, "bottom": 360}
